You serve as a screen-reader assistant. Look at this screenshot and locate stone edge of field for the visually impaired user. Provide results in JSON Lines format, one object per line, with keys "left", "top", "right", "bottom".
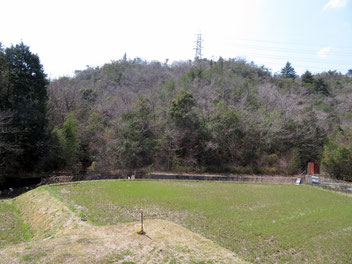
{"left": 0, "top": 186, "right": 247, "bottom": 264}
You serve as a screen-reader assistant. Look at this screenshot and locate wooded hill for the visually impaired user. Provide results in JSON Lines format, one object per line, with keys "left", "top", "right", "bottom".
{"left": 1, "top": 43, "right": 352, "bottom": 185}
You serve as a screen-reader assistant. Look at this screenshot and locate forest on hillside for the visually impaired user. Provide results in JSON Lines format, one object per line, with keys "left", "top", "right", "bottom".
{"left": 1, "top": 43, "right": 352, "bottom": 185}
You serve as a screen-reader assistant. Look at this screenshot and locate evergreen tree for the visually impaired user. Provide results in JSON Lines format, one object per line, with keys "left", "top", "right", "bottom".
{"left": 169, "top": 91, "right": 197, "bottom": 128}
{"left": 208, "top": 102, "right": 244, "bottom": 165}
{"left": 313, "top": 77, "right": 330, "bottom": 96}
{"left": 301, "top": 70, "right": 314, "bottom": 85}
{"left": 0, "top": 42, "right": 48, "bottom": 173}
{"left": 322, "top": 129, "right": 352, "bottom": 181}
{"left": 168, "top": 91, "right": 208, "bottom": 168}
{"left": 280, "top": 62, "right": 296, "bottom": 79}
{"left": 347, "top": 69, "right": 352, "bottom": 77}
{"left": 117, "top": 96, "right": 156, "bottom": 169}
{"left": 41, "top": 127, "right": 65, "bottom": 171}
{"left": 61, "top": 114, "right": 80, "bottom": 170}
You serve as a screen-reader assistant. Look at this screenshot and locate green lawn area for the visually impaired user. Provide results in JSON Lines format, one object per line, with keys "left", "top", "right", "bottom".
{"left": 49, "top": 180, "right": 352, "bottom": 263}
{"left": 0, "top": 200, "right": 32, "bottom": 248}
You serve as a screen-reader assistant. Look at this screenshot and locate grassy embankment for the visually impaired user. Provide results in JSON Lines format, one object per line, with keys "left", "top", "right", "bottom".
{"left": 49, "top": 180, "right": 352, "bottom": 263}
{"left": 0, "top": 200, "right": 32, "bottom": 247}
{"left": 0, "top": 185, "right": 243, "bottom": 264}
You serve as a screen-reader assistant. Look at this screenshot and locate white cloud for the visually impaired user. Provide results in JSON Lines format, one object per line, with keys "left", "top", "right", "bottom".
{"left": 323, "top": 0, "right": 347, "bottom": 10}
{"left": 317, "top": 47, "right": 332, "bottom": 58}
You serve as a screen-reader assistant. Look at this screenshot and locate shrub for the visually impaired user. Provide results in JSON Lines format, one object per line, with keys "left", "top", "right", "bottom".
{"left": 321, "top": 130, "right": 352, "bottom": 181}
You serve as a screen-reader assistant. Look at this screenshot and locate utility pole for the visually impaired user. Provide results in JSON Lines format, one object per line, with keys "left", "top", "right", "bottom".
{"left": 194, "top": 33, "right": 203, "bottom": 60}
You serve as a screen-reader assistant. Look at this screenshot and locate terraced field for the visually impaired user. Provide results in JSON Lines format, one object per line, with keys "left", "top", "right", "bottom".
{"left": 49, "top": 180, "right": 352, "bottom": 263}
{"left": 1, "top": 180, "right": 351, "bottom": 263}
{"left": 0, "top": 184, "right": 244, "bottom": 264}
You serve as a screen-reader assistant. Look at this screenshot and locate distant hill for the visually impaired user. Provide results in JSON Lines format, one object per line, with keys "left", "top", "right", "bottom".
{"left": 46, "top": 58, "right": 352, "bottom": 177}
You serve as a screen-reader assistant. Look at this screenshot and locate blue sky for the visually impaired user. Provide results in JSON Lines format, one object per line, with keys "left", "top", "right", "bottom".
{"left": 0, "top": 0, "right": 351, "bottom": 78}
{"left": 248, "top": 0, "right": 352, "bottom": 74}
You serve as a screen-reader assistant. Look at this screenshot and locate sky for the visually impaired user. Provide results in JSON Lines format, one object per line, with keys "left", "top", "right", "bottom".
{"left": 0, "top": 0, "right": 351, "bottom": 78}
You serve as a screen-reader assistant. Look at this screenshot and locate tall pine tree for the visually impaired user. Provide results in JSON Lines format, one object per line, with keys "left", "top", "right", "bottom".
{"left": 281, "top": 62, "right": 296, "bottom": 79}
{"left": 0, "top": 42, "right": 48, "bottom": 174}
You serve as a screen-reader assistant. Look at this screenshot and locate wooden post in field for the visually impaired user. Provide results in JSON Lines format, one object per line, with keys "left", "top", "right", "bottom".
{"left": 141, "top": 210, "right": 144, "bottom": 234}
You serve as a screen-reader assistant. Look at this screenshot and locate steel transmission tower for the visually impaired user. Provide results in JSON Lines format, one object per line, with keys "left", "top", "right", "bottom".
{"left": 194, "top": 34, "right": 203, "bottom": 60}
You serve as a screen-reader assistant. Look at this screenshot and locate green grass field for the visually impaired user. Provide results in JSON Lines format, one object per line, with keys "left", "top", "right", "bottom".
{"left": 0, "top": 200, "right": 32, "bottom": 248}
{"left": 48, "top": 180, "right": 352, "bottom": 263}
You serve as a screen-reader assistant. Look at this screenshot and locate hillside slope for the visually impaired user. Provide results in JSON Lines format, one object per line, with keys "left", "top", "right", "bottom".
{"left": 45, "top": 58, "right": 352, "bottom": 176}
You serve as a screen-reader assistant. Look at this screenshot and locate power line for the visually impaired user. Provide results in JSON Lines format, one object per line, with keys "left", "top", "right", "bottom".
{"left": 249, "top": 59, "right": 347, "bottom": 72}
{"left": 234, "top": 37, "right": 352, "bottom": 51}
{"left": 206, "top": 37, "right": 352, "bottom": 64}
{"left": 230, "top": 42, "right": 352, "bottom": 57}
{"left": 204, "top": 36, "right": 351, "bottom": 73}
{"left": 232, "top": 49, "right": 351, "bottom": 65}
